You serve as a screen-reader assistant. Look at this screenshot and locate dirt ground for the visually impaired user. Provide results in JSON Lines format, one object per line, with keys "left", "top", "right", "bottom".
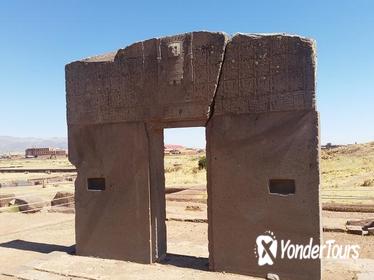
{"left": 1, "top": 153, "right": 374, "bottom": 279}
{"left": 0, "top": 205, "right": 373, "bottom": 280}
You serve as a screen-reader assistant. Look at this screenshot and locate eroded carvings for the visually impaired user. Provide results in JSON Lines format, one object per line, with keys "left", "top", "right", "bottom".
{"left": 66, "top": 32, "right": 315, "bottom": 124}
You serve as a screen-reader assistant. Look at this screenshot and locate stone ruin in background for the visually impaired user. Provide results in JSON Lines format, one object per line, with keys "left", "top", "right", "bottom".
{"left": 66, "top": 31, "right": 321, "bottom": 280}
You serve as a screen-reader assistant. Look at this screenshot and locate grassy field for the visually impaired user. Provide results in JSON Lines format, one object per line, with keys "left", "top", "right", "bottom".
{"left": 165, "top": 142, "right": 374, "bottom": 205}
{"left": 164, "top": 154, "right": 206, "bottom": 186}
{"left": 0, "top": 157, "right": 73, "bottom": 169}
{"left": 1, "top": 142, "right": 374, "bottom": 205}
{"left": 0, "top": 157, "right": 74, "bottom": 184}
{"left": 321, "top": 142, "right": 374, "bottom": 204}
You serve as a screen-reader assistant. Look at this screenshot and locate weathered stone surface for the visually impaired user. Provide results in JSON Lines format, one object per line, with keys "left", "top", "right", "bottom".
{"left": 15, "top": 196, "right": 46, "bottom": 213}
{"left": 66, "top": 31, "right": 321, "bottom": 279}
{"left": 66, "top": 32, "right": 228, "bottom": 126}
{"left": 267, "top": 273, "right": 280, "bottom": 280}
{"left": 51, "top": 192, "right": 75, "bottom": 207}
{"left": 206, "top": 110, "right": 320, "bottom": 279}
{"left": 345, "top": 219, "right": 374, "bottom": 236}
{"left": 0, "top": 194, "right": 15, "bottom": 207}
{"left": 214, "top": 34, "right": 316, "bottom": 115}
{"left": 69, "top": 122, "right": 152, "bottom": 263}
{"left": 346, "top": 219, "right": 374, "bottom": 230}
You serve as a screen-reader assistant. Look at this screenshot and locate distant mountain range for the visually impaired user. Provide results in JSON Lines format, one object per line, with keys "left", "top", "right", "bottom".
{"left": 164, "top": 144, "right": 185, "bottom": 149}
{"left": 0, "top": 136, "right": 67, "bottom": 154}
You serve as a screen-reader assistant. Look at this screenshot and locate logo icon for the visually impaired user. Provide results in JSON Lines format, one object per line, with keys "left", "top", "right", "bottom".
{"left": 254, "top": 231, "right": 277, "bottom": 266}
{"left": 254, "top": 231, "right": 359, "bottom": 266}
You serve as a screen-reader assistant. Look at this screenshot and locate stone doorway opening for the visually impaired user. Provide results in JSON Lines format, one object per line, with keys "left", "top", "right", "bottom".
{"left": 163, "top": 127, "right": 208, "bottom": 268}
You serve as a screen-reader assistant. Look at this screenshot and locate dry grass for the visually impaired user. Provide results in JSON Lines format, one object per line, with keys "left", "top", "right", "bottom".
{"left": 321, "top": 142, "right": 374, "bottom": 187}
{"left": 164, "top": 154, "right": 206, "bottom": 187}
{"left": 0, "top": 157, "right": 73, "bottom": 169}
{"left": 0, "top": 156, "right": 75, "bottom": 200}
{"left": 321, "top": 142, "right": 374, "bottom": 204}
{"left": 164, "top": 142, "right": 374, "bottom": 205}
{"left": 1, "top": 143, "right": 374, "bottom": 205}
{"left": 0, "top": 156, "right": 74, "bottom": 182}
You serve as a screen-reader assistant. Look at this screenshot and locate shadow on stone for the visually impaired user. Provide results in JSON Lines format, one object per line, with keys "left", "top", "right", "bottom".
{"left": 159, "top": 253, "right": 209, "bottom": 271}
{"left": 0, "top": 239, "right": 75, "bottom": 254}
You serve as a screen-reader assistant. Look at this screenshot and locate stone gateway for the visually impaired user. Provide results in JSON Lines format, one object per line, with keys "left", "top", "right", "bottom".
{"left": 66, "top": 31, "right": 321, "bottom": 280}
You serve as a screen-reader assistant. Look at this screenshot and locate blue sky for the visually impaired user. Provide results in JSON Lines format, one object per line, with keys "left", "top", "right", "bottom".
{"left": 0, "top": 0, "right": 373, "bottom": 147}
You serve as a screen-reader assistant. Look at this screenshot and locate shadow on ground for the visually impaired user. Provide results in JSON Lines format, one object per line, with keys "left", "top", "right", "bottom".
{"left": 0, "top": 239, "right": 75, "bottom": 254}
{"left": 159, "top": 253, "right": 209, "bottom": 271}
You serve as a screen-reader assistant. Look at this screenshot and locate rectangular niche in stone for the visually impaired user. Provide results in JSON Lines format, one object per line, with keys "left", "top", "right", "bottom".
{"left": 87, "top": 178, "right": 106, "bottom": 191}
{"left": 268, "top": 179, "right": 296, "bottom": 195}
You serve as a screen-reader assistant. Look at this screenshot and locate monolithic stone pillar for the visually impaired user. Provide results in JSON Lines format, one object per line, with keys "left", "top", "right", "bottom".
{"left": 68, "top": 122, "right": 152, "bottom": 263}
{"left": 207, "top": 34, "right": 321, "bottom": 279}
{"left": 146, "top": 124, "right": 167, "bottom": 261}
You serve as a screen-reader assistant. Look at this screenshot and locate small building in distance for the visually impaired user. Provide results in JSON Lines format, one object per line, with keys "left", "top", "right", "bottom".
{"left": 25, "top": 147, "right": 66, "bottom": 158}
{"left": 164, "top": 144, "right": 203, "bottom": 155}
{"left": 164, "top": 144, "right": 184, "bottom": 155}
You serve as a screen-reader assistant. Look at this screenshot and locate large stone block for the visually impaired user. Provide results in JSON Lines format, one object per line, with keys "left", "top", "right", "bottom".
{"left": 66, "top": 31, "right": 321, "bottom": 279}
{"left": 66, "top": 31, "right": 228, "bottom": 125}
{"left": 69, "top": 122, "right": 152, "bottom": 263}
{"left": 214, "top": 34, "right": 316, "bottom": 115}
{"left": 207, "top": 110, "right": 320, "bottom": 279}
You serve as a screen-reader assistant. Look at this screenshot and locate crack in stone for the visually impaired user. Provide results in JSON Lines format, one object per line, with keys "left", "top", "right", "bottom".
{"left": 206, "top": 36, "right": 230, "bottom": 126}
